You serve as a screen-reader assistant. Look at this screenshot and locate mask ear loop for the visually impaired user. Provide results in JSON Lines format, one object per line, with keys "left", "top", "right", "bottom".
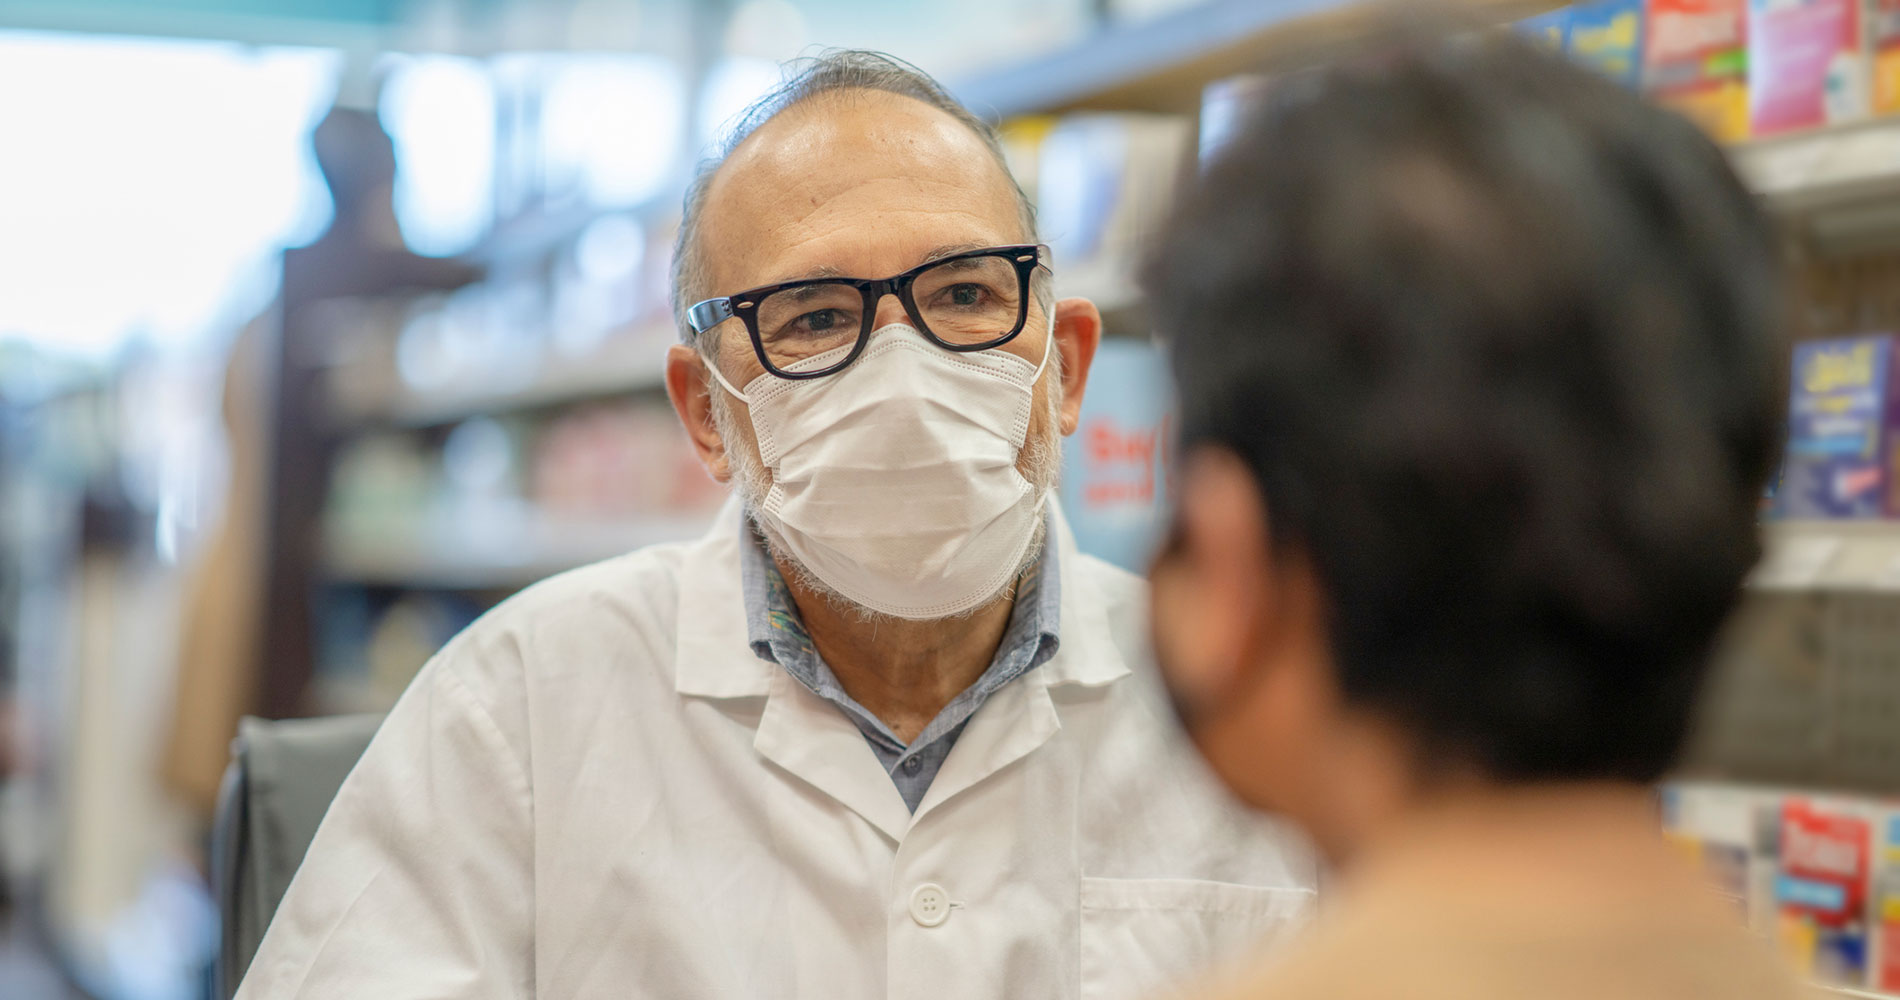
{"left": 1028, "top": 303, "right": 1058, "bottom": 385}
{"left": 701, "top": 350, "right": 752, "bottom": 403}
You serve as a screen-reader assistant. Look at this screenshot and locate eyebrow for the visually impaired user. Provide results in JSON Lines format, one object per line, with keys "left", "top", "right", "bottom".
{"left": 918, "top": 242, "right": 992, "bottom": 266}
{"left": 763, "top": 263, "right": 848, "bottom": 285}
{"left": 758, "top": 243, "right": 997, "bottom": 288}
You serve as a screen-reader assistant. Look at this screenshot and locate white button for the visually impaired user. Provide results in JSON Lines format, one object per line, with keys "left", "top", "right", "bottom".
{"left": 909, "top": 883, "right": 951, "bottom": 927}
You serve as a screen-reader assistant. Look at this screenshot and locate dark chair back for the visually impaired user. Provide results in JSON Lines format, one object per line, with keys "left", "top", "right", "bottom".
{"left": 212, "top": 713, "right": 383, "bottom": 999}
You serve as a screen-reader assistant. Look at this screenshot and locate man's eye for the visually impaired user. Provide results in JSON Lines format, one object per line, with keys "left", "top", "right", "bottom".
{"left": 947, "top": 284, "right": 984, "bottom": 307}
{"left": 796, "top": 309, "right": 842, "bottom": 332}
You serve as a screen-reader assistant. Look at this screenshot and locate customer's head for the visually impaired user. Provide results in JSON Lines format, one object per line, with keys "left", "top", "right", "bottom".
{"left": 1144, "top": 33, "right": 1781, "bottom": 857}
{"left": 664, "top": 51, "right": 1102, "bottom": 621}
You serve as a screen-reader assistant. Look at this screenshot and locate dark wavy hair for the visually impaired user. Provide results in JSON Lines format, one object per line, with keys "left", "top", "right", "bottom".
{"left": 1145, "top": 31, "right": 1784, "bottom": 782}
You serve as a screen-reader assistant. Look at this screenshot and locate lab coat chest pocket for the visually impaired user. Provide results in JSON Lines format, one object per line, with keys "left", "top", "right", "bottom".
{"left": 1078, "top": 877, "right": 1315, "bottom": 1000}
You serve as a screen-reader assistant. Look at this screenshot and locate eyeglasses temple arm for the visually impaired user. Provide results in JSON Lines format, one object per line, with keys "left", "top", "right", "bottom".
{"left": 684, "top": 298, "right": 735, "bottom": 341}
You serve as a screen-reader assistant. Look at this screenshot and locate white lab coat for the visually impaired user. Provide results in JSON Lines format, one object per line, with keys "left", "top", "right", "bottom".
{"left": 236, "top": 500, "right": 1317, "bottom": 1000}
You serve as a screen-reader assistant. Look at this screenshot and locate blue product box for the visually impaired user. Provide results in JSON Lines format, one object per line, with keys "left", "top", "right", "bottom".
{"left": 1782, "top": 334, "right": 1900, "bottom": 519}
{"left": 1518, "top": 6, "right": 1574, "bottom": 49}
{"left": 1570, "top": 0, "right": 1647, "bottom": 89}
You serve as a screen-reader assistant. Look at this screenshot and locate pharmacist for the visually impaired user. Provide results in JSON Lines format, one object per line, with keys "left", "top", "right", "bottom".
{"left": 236, "top": 50, "right": 1316, "bottom": 1000}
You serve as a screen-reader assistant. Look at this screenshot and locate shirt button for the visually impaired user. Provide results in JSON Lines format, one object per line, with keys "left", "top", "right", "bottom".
{"left": 902, "top": 756, "right": 923, "bottom": 774}
{"left": 909, "top": 883, "right": 951, "bottom": 927}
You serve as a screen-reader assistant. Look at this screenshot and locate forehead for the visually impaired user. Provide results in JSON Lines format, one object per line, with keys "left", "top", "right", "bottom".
{"left": 697, "top": 89, "right": 1026, "bottom": 291}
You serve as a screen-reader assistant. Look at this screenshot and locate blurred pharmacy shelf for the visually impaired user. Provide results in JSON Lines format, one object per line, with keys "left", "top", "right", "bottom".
{"left": 1734, "top": 118, "right": 1900, "bottom": 252}
{"left": 1752, "top": 521, "right": 1900, "bottom": 593}
{"left": 335, "top": 327, "right": 671, "bottom": 430}
{"left": 951, "top": 0, "right": 1563, "bottom": 120}
{"left": 324, "top": 508, "right": 709, "bottom": 589}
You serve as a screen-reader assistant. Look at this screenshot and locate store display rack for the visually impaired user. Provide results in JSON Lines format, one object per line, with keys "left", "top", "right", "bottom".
{"left": 1735, "top": 117, "right": 1900, "bottom": 253}
{"left": 335, "top": 325, "right": 672, "bottom": 430}
{"left": 324, "top": 507, "right": 707, "bottom": 590}
{"left": 1754, "top": 522, "right": 1900, "bottom": 593}
{"left": 327, "top": 0, "right": 1900, "bottom": 592}
{"left": 951, "top": 0, "right": 1563, "bottom": 120}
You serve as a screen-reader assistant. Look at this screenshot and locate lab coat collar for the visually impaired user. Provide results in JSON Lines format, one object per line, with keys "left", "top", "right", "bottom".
{"left": 672, "top": 492, "right": 1134, "bottom": 839}
{"left": 673, "top": 495, "right": 772, "bottom": 699}
{"left": 1036, "top": 501, "right": 1134, "bottom": 690}
{"left": 672, "top": 494, "right": 1132, "bottom": 699}
{"left": 754, "top": 668, "right": 913, "bottom": 841}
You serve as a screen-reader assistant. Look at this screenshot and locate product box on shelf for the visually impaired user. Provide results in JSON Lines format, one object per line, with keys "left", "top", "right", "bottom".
{"left": 1519, "top": 5, "right": 1574, "bottom": 48}
{"left": 1644, "top": 0, "right": 1752, "bottom": 141}
{"left": 1037, "top": 112, "right": 1192, "bottom": 298}
{"left": 1875, "top": 0, "right": 1900, "bottom": 112}
{"left": 1749, "top": 0, "right": 1865, "bottom": 136}
{"left": 1878, "top": 809, "right": 1900, "bottom": 992}
{"left": 1780, "top": 333, "right": 1900, "bottom": 519}
{"left": 1776, "top": 797, "right": 1874, "bottom": 986}
{"left": 1058, "top": 339, "right": 1173, "bottom": 574}
{"left": 1571, "top": 0, "right": 1648, "bottom": 87}
{"left": 1662, "top": 783, "right": 1766, "bottom": 920}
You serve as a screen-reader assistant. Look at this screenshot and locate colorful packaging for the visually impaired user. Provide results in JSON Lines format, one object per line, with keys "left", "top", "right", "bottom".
{"left": 1662, "top": 783, "right": 1763, "bottom": 921}
{"left": 1749, "top": 0, "right": 1865, "bottom": 136}
{"left": 1519, "top": 6, "right": 1575, "bottom": 49}
{"left": 1644, "top": 0, "right": 1752, "bottom": 140}
{"left": 1776, "top": 798, "right": 1873, "bottom": 985}
{"left": 1874, "top": 0, "right": 1900, "bottom": 113}
{"left": 1877, "top": 810, "right": 1900, "bottom": 992}
{"left": 1058, "top": 339, "right": 1174, "bottom": 573}
{"left": 1571, "top": 0, "right": 1648, "bottom": 87}
{"left": 1781, "top": 334, "right": 1900, "bottom": 518}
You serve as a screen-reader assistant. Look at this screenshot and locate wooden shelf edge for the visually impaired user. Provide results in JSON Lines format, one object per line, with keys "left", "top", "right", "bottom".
{"left": 951, "top": 0, "right": 1563, "bottom": 120}
{"left": 323, "top": 511, "right": 712, "bottom": 588}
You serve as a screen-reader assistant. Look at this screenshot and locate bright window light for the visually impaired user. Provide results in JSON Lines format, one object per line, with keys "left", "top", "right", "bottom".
{"left": 698, "top": 55, "right": 783, "bottom": 149}
{"left": 542, "top": 55, "right": 685, "bottom": 207}
{"left": 380, "top": 54, "right": 497, "bottom": 257}
{"left": 0, "top": 32, "right": 338, "bottom": 358}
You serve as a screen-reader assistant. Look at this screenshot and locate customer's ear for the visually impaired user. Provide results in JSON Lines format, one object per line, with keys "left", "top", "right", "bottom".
{"left": 1166, "top": 448, "right": 1275, "bottom": 697}
{"left": 1161, "top": 446, "right": 1337, "bottom": 814}
{"left": 666, "top": 343, "right": 733, "bottom": 483}
{"left": 1052, "top": 297, "right": 1101, "bottom": 435}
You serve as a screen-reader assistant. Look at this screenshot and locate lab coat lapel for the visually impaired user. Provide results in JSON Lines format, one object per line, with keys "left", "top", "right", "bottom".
{"left": 910, "top": 505, "right": 1126, "bottom": 821}
{"left": 910, "top": 671, "right": 1060, "bottom": 822}
{"left": 753, "top": 668, "right": 912, "bottom": 842}
{"left": 673, "top": 496, "right": 775, "bottom": 700}
{"left": 674, "top": 498, "right": 911, "bottom": 841}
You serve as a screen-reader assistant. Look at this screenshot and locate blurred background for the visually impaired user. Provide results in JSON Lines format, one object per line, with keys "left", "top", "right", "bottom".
{"left": 5, "top": 0, "right": 1900, "bottom": 998}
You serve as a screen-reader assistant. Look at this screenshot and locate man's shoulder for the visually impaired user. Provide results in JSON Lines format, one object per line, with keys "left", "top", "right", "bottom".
{"left": 485, "top": 537, "right": 699, "bottom": 632}
{"left": 424, "top": 534, "right": 708, "bottom": 696}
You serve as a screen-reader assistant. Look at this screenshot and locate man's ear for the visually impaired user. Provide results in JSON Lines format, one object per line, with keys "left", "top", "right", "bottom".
{"left": 1052, "top": 297, "right": 1102, "bottom": 436}
{"left": 666, "top": 343, "right": 731, "bottom": 483}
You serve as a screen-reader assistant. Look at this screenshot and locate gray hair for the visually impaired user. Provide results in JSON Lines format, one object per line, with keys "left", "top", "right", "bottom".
{"left": 671, "top": 49, "right": 1041, "bottom": 351}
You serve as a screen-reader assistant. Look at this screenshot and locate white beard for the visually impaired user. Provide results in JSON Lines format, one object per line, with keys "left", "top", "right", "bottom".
{"left": 709, "top": 362, "right": 1065, "bottom": 625}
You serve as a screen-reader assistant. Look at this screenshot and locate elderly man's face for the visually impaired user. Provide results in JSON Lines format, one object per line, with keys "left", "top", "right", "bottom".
{"left": 676, "top": 90, "right": 1093, "bottom": 493}
{"left": 699, "top": 90, "right": 1043, "bottom": 381}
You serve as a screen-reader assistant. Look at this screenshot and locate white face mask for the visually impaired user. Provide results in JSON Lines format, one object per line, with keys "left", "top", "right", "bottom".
{"left": 708, "top": 318, "right": 1055, "bottom": 620}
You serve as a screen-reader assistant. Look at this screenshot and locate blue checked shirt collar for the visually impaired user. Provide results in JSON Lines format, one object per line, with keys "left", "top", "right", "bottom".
{"left": 738, "top": 514, "right": 1062, "bottom": 811}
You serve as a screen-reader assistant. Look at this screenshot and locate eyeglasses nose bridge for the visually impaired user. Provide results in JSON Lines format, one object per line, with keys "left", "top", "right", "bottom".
{"left": 863, "top": 277, "right": 923, "bottom": 333}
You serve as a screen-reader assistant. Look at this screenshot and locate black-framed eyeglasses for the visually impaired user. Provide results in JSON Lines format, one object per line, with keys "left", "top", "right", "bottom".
{"left": 685, "top": 244, "right": 1050, "bottom": 381}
